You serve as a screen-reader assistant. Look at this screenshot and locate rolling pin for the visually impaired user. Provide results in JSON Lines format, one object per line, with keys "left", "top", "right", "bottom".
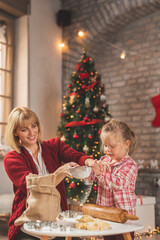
{"left": 82, "top": 204, "right": 139, "bottom": 223}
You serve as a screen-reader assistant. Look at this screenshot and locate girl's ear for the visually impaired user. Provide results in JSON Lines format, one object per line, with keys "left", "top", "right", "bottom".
{"left": 125, "top": 140, "right": 130, "bottom": 149}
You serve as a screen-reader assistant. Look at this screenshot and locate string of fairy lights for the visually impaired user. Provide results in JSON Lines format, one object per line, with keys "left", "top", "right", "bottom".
{"left": 59, "top": 28, "right": 127, "bottom": 60}
{"left": 59, "top": 26, "right": 160, "bottom": 64}
{"left": 135, "top": 227, "right": 160, "bottom": 239}
{"left": 80, "top": 226, "right": 160, "bottom": 240}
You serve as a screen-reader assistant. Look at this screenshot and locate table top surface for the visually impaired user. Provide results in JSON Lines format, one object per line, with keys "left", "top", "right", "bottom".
{"left": 22, "top": 215, "right": 143, "bottom": 238}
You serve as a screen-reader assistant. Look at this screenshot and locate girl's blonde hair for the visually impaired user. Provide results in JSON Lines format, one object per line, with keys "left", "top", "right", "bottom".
{"left": 100, "top": 119, "right": 137, "bottom": 155}
{"left": 5, "top": 107, "right": 43, "bottom": 153}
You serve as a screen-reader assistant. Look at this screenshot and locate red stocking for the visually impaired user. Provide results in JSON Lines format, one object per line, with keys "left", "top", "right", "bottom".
{"left": 151, "top": 94, "right": 160, "bottom": 127}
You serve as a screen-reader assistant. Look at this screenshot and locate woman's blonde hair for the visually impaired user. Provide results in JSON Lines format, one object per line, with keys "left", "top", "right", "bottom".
{"left": 100, "top": 119, "right": 137, "bottom": 156}
{"left": 5, "top": 107, "right": 43, "bottom": 153}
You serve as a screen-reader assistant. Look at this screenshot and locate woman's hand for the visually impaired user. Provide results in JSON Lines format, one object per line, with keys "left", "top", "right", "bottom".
{"left": 55, "top": 162, "right": 79, "bottom": 182}
{"left": 61, "top": 162, "right": 79, "bottom": 177}
{"left": 85, "top": 158, "right": 95, "bottom": 167}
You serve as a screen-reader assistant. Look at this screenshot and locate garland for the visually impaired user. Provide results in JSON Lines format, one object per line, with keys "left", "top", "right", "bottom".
{"left": 64, "top": 119, "right": 104, "bottom": 127}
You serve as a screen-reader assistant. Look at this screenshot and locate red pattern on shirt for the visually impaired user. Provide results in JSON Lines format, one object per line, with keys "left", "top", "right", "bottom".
{"left": 91, "top": 155, "right": 138, "bottom": 215}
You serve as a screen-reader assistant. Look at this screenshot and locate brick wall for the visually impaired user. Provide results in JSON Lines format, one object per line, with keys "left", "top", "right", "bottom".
{"left": 96, "top": 12, "right": 160, "bottom": 166}
{"left": 61, "top": 0, "right": 160, "bottom": 167}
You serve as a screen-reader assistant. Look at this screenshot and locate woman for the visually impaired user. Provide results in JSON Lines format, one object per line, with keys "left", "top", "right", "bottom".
{"left": 4, "top": 107, "right": 94, "bottom": 240}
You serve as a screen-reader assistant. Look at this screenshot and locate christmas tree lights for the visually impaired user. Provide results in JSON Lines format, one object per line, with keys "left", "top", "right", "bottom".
{"left": 57, "top": 50, "right": 111, "bottom": 203}
{"left": 135, "top": 227, "right": 160, "bottom": 239}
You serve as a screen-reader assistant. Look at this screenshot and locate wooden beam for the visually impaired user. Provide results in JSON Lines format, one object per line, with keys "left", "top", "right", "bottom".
{"left": 0, "top": 0, "right": 30, "bottom": 17}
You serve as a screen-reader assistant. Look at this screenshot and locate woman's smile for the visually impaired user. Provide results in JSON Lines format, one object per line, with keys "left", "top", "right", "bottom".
{"left": 28, "top": 136, "right": 35, "bottom": 140}
{"left": 14, "top": 121, "right": 39, "bottom": 148}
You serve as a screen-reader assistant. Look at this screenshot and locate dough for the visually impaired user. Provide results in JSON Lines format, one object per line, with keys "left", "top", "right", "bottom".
{"left": 75, "top": 215, "right": 110, "bottom": 231}
{"left": 77, "top": 215, "right": 94, "bottom": 223}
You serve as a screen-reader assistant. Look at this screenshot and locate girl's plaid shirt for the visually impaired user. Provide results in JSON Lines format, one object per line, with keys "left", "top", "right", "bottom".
{"left": 91, "top": 155, "right": 138, "bottom": 215}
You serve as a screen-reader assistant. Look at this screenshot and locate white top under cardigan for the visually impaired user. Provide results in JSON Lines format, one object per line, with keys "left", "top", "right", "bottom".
{"left": 24, "top": 144, "right": 49, "bottom": 175}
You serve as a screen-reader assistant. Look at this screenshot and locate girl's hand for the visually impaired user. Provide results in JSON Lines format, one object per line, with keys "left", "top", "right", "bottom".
{"left": 92, "top": 160, "right": 101, "bottom": 175}
{"left": 92, "top": 160, "right": 111, "bottom": 176}
{"left": 99, "top": 159, "right": 111, "bottom": 173}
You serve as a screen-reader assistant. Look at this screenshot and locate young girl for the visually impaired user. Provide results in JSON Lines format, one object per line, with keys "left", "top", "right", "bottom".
{"left": 89, "top": 120, "right": 138, "bottom": 240}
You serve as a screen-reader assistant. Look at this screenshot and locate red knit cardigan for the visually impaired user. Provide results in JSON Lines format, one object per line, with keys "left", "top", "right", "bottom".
{"left": 4, "top": 138, "right": 89, "bottom": 240}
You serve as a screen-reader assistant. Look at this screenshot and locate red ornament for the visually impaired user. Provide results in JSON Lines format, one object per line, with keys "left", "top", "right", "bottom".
{"left": 69, "top": 182, "right": 76, "bottom": 189}
{"left": 88, "top": 134, "right": 92, "bottom": 139}
{"left": 68, "top": 84, "right": 71, "bottom": 88}
{"left": 80, "top": 68, "right": 84, "bottom": 71}
{"left": 76, "top": 109, "right": 80, "bottom": 113}
{"left": 82, "top": 84, "right": 86, "bottom": 90}
{"left": 92, "top": 186, "right": 97, "bottom": 191}
{"left": 60, "top": 113, "right": 65, "bottom": 117}
{"left": 83, "top": 116, "right": 89, "bottom": 122}
{"left": 73, "top": 133, "right": 79, "bottom": 139}
{"left": 98, "top": 130, "right": 101, "bottom": 135}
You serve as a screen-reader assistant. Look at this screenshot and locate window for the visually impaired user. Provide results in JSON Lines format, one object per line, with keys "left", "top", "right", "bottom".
{"left": 0, "top": 13, "right": 14, "bottom": 158}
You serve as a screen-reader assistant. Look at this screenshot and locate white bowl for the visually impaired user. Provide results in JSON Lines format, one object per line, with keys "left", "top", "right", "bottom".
{"left": 70, "top": 166, "right": 91, "bottom": 179}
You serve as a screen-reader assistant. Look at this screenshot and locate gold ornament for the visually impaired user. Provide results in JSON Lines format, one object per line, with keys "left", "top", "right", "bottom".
{"left": 83, "top": 145, "right": 89, "bottom": 153}
{"left": 100, "top": 94, "right": 106, "bottom": 102}
{"left": 93, "top": 106, "right": 99, "bottom": 112}
{"left": 69, "top": 95, "right": 75, "bottom": 104}
{"left": 105, "top": 115, "right": 110, "bottom": 122}
{"left": 60, "top": 135, "right": 66, "bottom": 142}
{"left": 73, "top": 88, "right": 77, "bottom": 92}
{"left": 85, "top": 97, "right": 90, "bottom": 107}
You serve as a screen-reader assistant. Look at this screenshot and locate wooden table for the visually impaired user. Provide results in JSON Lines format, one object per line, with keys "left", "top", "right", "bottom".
{"left": 22, "top": 217, "right": 143, "bottom": 240}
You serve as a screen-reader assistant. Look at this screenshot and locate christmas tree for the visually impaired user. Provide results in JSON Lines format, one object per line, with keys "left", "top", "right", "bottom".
{"left": 57, "top": 50, "right": 111, "bottom": 204}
